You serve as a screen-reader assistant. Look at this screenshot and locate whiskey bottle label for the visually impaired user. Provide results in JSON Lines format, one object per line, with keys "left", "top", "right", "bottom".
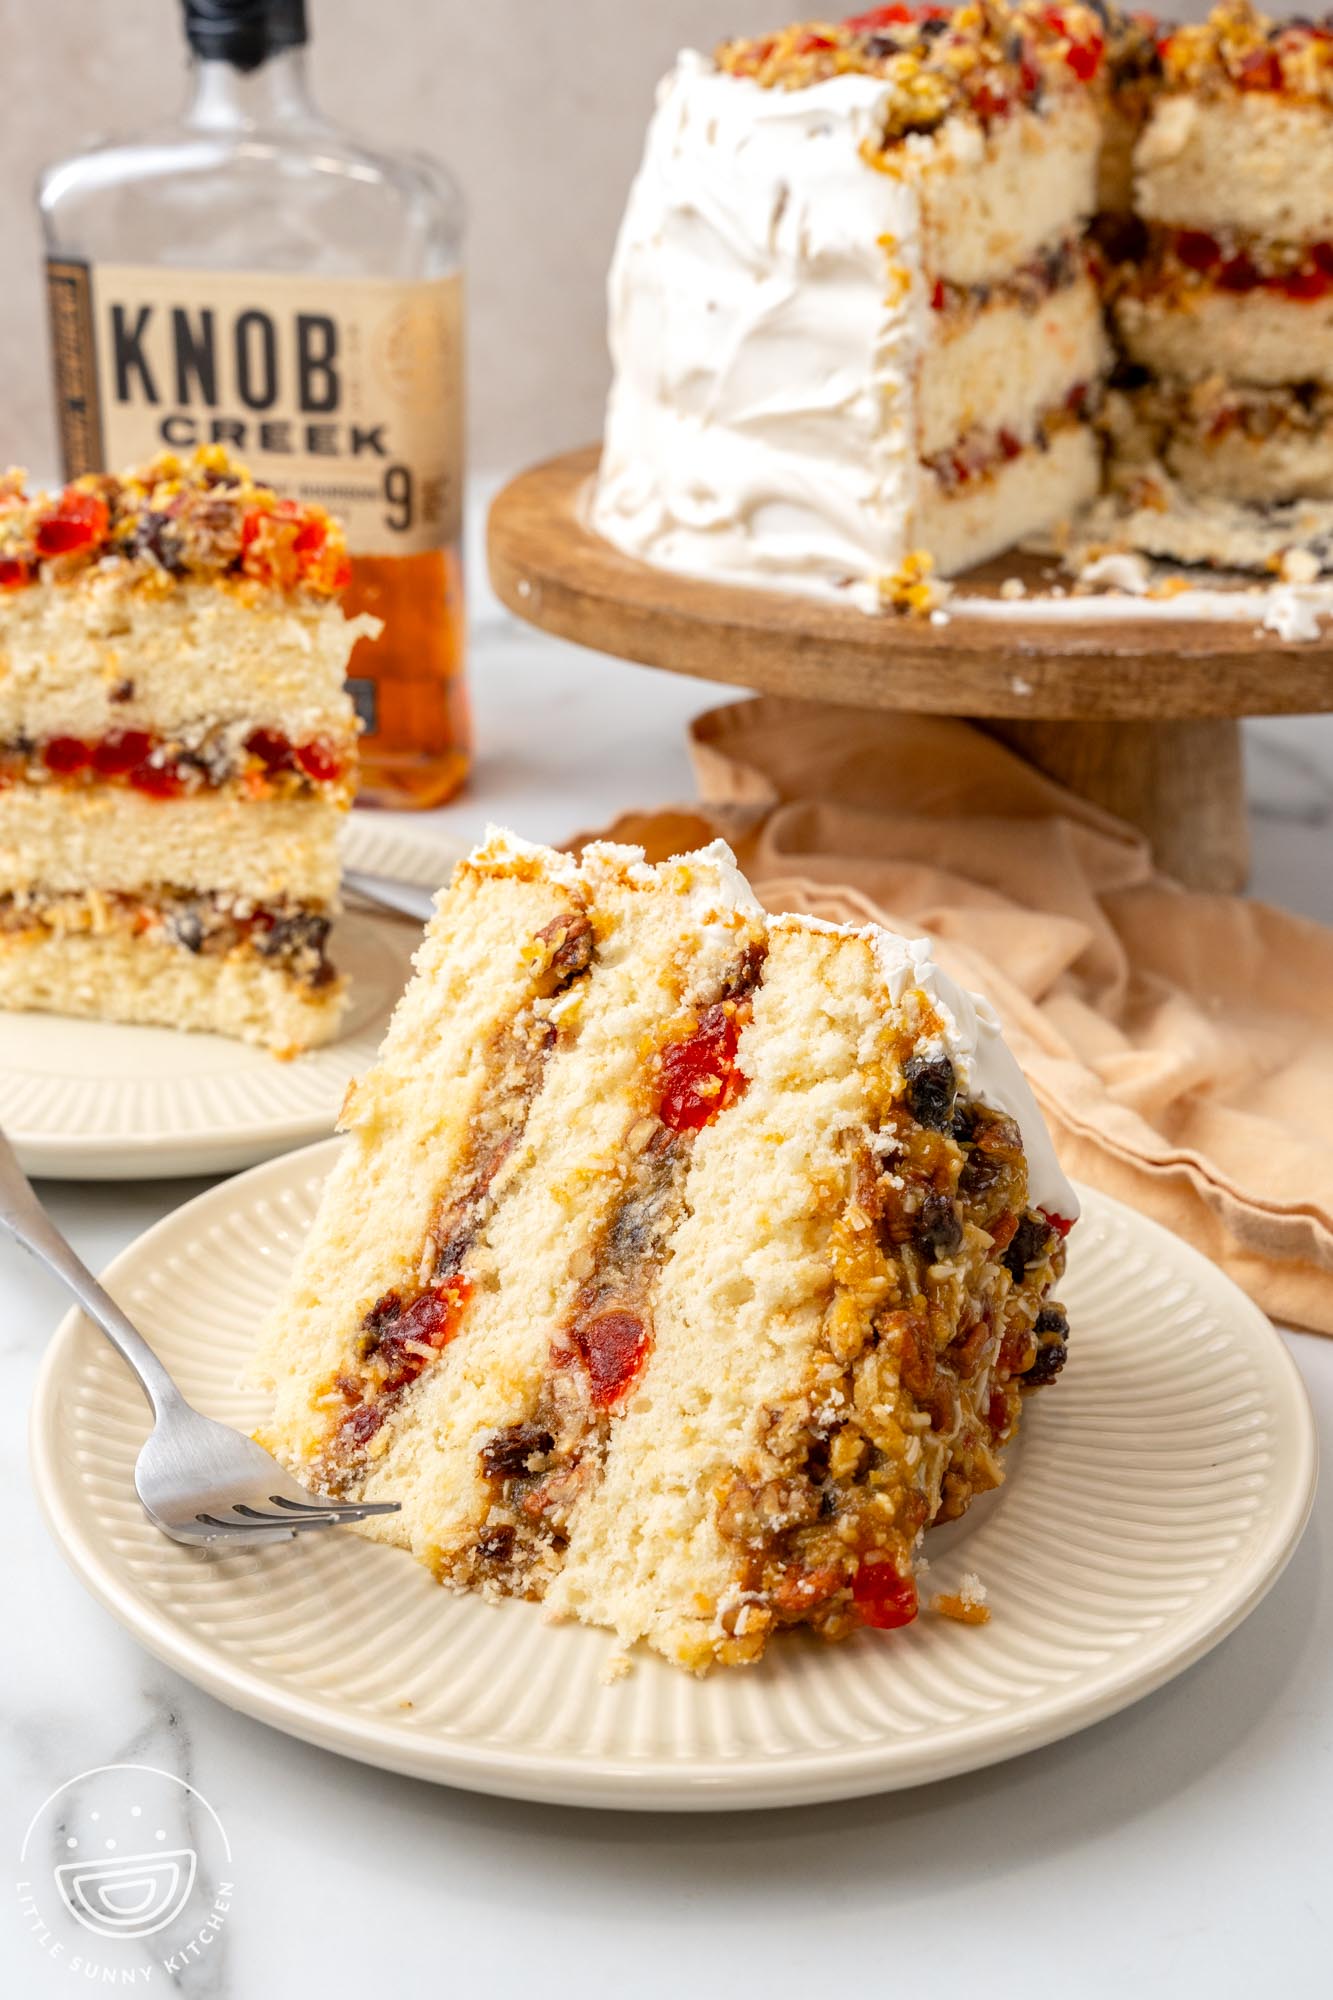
{"left": 44, "top": 260, "right": 463, "bottom": 556}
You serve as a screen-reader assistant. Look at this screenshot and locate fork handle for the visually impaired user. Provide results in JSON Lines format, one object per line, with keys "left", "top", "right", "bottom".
{"left": 0, "top": 1126, "right": 184, "bottom": 1417}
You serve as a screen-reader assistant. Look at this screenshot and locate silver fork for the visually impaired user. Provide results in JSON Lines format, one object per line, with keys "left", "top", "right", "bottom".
{"left": 0, "top": 1128, "right": 399, "bottom": 1547}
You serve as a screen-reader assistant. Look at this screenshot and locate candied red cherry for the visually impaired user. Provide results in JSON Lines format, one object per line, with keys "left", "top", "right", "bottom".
{"left": 971, "top": 81, "right": 1009, "bottom": 121}
{"left": 292, "top": 515, "right": 327, "bottom": 556}
{"left": 1066, "top": 37, "right": 1103, "bottom": 82}
{"left": 43, "top": 736, "right": 92, "bottom": 775}
{"left": 1236, "top": 47, "right": 1282, "bottom": 91}
{"left": 0, "top": 556, "right": 31, "bottom": 589}
{"left": 340, "top": 1403, "right": 384, "bottom": 1449}
{"left": 1039, "top": 1208, "right": 1075, "bottom": 1239}
{"left": 573, "top": 1308, "right": 650, "bottom": 1408}
{"left": 1174, "top": 229, "right": 1222, "bottom": 274}
{"left": 129, "top": 759, "right": 186, "bottom": 799}
{"left": 998, "top": 428, "right": 1023, "bottom": 461}
{"left": 1314, "top": 242, "right": 1333, "bottom": 277}
{"left": 852, "top": 1557, "right": 919, "bottom": 1631}
{"left": 34, "top": 488, "right": 110, "bottom": 558}
{"left": 1281, "top": 266, "right": 1332, "bottom": 301}
{"left": 245, "top": 727, "right": 296, "bottom": 773}
{"left": 930, "top": 278, "right": 948, "bottom": 312}
{"left": 843, "top": 6, "right": 916, "bottom": 31}
{"left": 1218, "top": 253, "right": 1261, "bottom": 293}
{"left": 92, "top": 729, "right": 153, "bottom": 777}
{"left": 293, "top": 738, "right": 343, "bottom": 783}
{"left": 658, "top": 1003, "right": 746, "bottom": 1132}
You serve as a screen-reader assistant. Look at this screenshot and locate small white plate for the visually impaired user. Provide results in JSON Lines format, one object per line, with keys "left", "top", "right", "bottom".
{"left": 0, "top": 818, "right": 461, "bottom": 1181}
{"left": 29, "top": 1149, "right": 1317, "bottom": 1811}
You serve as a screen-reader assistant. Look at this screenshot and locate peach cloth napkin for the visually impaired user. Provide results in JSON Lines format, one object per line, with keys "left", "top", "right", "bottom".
{"left": 594, "top": 695, "right": 1333, "bottom": 1334}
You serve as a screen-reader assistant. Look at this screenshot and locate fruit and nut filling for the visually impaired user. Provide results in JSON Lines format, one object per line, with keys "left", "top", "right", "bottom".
{"left": 0, "top": 723, "right": 351, "bottom": 801}
{"left": 466, "top": 947, "right": 766, "bottom": 1592}
{"left": 710, "top": 1026, "right": 1070, "bottom": 1666}
{"left": 924, "top": 384, "right": 1095, "bottom": 492}
{"left": 0, "top": 886, "right": 336, "bottom": 986}
{"left": 321, "top": 909, "right": 598, "bottom": 1479}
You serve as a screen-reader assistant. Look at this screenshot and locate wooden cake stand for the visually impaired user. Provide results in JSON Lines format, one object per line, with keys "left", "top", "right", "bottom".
{"left": 487, "top": 446, "right": 1333, "bottom": 891}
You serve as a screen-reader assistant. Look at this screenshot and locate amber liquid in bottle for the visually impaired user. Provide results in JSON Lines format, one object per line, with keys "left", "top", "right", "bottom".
{"left": 345, "top": 548, "right": 471, "bottom": 809}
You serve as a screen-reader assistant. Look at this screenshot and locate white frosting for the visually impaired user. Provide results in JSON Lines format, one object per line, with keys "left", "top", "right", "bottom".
{"left": 952, "top": 581, "right": 1333, "bottom": 632}
{"left": 592, "top": 51, "right": 927, "bottom": 602}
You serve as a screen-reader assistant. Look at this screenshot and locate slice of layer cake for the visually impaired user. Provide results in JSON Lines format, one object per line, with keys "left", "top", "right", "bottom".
{"left": 0, "top": 447, "right": 371, "bottom": 1053}
{"left": 256, "top": 829, "right": 1078, "bottom": 1672}
{"left": 1101, "top": 5, "right": 1333, "bottom": 544}
{"left": 592, "top": 3, "right": 1114, "bottom": 603}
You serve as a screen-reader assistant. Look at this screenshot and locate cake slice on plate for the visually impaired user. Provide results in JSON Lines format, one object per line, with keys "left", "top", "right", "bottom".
{"left": 0, "top": 447, "right": 370, "bottom": 1054}
{"left": 256, "top": 829, "right": 1077, "bottom": 1672}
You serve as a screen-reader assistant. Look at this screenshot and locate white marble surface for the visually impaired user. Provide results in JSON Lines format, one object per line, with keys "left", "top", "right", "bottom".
{"left": 5, "top": 529, "right": 1333, "bottom": 1999}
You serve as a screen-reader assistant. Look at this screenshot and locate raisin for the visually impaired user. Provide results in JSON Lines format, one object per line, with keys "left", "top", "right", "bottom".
{"left": 479, "top": 1423, "right": 554, "bottom": 1481}
{"left": 915, "top": 1189, "right": 962, "bottom": 1259}
{"left": 950, "top": 1101, "right": 977, "bottom": 1144}
{"left": 903, "top": 1054, "right": 956, "bottom": 1131}
{"left": 1003, "top": 1214, "right": 1053, "bottom": 1282}
{"left": 1035, "top": 1303, "right": 1070, "bottom": 1338}
{"left": 475, "top": 1525, "right": 516, "bottom": 1567}
{"left": 109, "top": 677, "right": 135, "bottom": 704}
{"left": 1025, "top": 1340, "right": 1067, "bottom": 1387}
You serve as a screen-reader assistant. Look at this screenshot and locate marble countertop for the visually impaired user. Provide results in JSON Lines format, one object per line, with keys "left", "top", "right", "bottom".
{"left": 5, "top": 531, "right": 1333, "bottom": 2000}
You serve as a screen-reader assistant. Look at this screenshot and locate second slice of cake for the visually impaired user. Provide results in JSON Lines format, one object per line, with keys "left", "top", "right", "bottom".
{"left": 256, "top": 830, "right": 1078, "bottom": 1672}
{"left": 0, "top": 447, "right": 371, "bottom": 1054}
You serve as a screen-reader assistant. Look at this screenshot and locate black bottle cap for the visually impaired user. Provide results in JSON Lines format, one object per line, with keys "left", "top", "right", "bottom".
{"left": 183, "top": 2, "right": 308, "bottom": 71}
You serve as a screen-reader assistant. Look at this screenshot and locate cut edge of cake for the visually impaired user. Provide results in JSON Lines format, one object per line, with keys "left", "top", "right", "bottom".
{"left": 255, "top": 827, "right": 1078, "bottom": 1673}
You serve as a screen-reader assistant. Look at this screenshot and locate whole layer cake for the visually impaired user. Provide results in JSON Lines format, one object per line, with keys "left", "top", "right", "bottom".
{"left": 594, "top": 1, "right": 1333, "bottom": 600}
{"left": 0, "top": 448, "right": 370, "bottom": 1053}
{"left": 256, "top": 829, "right": 1077, "bottom": 1672}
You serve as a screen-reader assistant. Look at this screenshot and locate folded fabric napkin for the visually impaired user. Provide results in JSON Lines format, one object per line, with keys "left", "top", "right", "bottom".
{"left": 593, "top": 695, "right": 1333, "bottom": 1334}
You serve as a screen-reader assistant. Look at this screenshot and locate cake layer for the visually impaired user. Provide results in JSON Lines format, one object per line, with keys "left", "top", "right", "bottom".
{"left": 258, "top": 841, "right": 604, "bottom": 1466}
{"left": 0, "top": 926, "right": 343, "bottom": 1055}
{"left": 912, "top": 93, "right": 1102, "bottom": 288}
{"left": 919, "top": 273, "right": 1105, "bottom": 458}
{"left": 0, "top": 786, "right": 342, "bottom": 902}
{"left": 0, "top": 574, "right": 367, "bottom": 745}
{"left": 277, "top": 847, "right": 763, "bottom": 1523}
{"left": 1114, "top": 285, "right": 1333, "bottom": 388}
{"left": 1136, "top": 89, "right": 1333, "bottom": 244}
{"left": 1108, "top": 378, "right": 1333, "bottom": 503}
{"left": 920, "top": 422, "right": 1101, "bottom": 578}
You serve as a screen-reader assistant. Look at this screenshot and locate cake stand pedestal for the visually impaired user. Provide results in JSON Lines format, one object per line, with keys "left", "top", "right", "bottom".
{"left": 487, "top": 447, "right": 1333, "bottom": 891}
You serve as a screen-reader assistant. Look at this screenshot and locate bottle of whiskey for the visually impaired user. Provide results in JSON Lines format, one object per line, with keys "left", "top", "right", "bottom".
{"left": 39, "top": 0, "right": 470, "bottom": 809}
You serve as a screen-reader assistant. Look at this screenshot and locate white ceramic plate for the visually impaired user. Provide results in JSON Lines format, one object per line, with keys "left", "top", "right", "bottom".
{"left": 1, "top": 818, "right": 461, "bottom": 1180}
{"left": 30, "top": 1146, "right": 1316, "bottom": 1810}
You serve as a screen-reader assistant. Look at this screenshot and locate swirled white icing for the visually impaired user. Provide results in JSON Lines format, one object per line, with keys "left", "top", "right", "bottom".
{"left": 592, "top": 51, "right": 927, "bottom": 608}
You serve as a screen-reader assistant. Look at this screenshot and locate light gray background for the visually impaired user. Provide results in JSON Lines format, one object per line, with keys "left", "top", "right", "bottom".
{"left": 3, "top": 0, "right": 1208, "bottom": 481}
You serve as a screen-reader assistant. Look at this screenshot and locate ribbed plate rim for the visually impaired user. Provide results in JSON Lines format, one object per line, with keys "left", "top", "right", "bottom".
{"left": 28, "top": 1142, "right": 1318, "bottom": 1810}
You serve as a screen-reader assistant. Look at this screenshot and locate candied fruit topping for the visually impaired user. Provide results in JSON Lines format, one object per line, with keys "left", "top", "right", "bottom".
{"left": 852, "top": 1557, "right": 919, "bottom": 1631}
{"left": 34, "top": 488, "right": 110, "bottom": 559}
{"left": 0, "top": 447, "right": 350, "bottom": 596}
{"left": 657, "top": 1003, "right": 747, "bottom": 1133}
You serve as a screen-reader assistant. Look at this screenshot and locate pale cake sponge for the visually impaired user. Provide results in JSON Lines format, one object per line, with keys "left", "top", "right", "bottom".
{"left": 255, "top": 830, "right": 1078, "bottom": 1672}
{"left": 0, "top": 447, "right": 366, "bottom": 1054}
{"left": 0, "top": 925, "right": 344, "bottom": 1056}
